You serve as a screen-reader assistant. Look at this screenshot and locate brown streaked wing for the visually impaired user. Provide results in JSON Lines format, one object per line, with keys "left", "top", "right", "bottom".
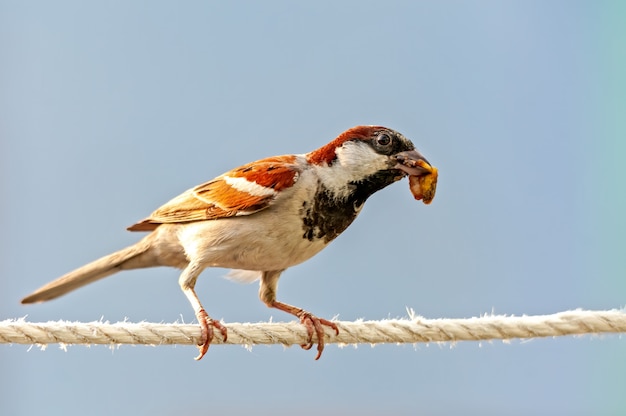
{"left": 127, "top": 155, "right": 301, "bottom": 232}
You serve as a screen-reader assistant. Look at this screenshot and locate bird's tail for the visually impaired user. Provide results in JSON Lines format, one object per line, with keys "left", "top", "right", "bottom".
{"left": 21, "top": 238, "right": 155, "bottom": 304}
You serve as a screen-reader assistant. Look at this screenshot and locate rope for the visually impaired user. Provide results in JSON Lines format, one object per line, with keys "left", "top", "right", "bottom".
{"left": 1, "top": 309, "right": 624, "bottom": 350}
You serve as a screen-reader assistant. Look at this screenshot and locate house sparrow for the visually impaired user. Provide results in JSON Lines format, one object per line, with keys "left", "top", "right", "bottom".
{"left": 21, "top": 125, "right": 435, "bottom": 360}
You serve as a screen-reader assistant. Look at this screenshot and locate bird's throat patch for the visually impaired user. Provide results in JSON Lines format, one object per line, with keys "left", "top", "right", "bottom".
{"left": 300, "top": 186, "right": 360, "bottom": 243}
{"left": 300, "top": 171, "right": 399, "bottom": 243}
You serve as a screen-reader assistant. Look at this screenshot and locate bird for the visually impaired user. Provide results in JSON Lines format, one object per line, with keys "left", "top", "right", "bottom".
{"left": 21, "top": 125, "right": 435, "bottom": 360}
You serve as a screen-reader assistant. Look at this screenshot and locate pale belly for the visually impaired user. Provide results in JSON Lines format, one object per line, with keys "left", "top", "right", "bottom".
{"left": 169, "top": 209, "right": 330, "bottom": 271}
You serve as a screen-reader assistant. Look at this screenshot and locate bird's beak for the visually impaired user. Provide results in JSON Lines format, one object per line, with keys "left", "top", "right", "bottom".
{"left": 393, "top": 150, "right": 433, "bottom": 176}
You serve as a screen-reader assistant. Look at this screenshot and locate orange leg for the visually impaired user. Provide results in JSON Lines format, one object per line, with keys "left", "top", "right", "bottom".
{"left": 179, "top": 262, "right": 227, "bottom": 360}
{"left": 260, "top": 270, "right": 339, "bottom": 360}
{"left": 270, "top": 300, "right": 339, "bottom": 360}
{"left": 194, "top": 308, "right": 228, "bottom": 360}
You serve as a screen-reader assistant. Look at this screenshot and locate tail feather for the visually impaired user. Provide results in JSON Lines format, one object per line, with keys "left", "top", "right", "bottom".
{"left": 21, "top": 240, "right": 153, "bottom": 304}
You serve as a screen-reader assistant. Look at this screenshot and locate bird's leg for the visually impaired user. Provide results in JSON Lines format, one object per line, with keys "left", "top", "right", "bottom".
{"left": 179, "top": 263, "right": 227, "bottom": 360}
{"left": 270, "top": 300, "right": 339, "bottom": 360}
{"left": 259, "top": 270, "right": 339, "bottom": 360}
{"left": 192, "top": 307, "right": 228, "bottom": 360}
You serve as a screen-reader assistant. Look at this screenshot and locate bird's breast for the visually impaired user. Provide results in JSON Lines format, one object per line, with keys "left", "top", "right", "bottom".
{"left": 174, "top": 206, "right": 330, "bottom": 271}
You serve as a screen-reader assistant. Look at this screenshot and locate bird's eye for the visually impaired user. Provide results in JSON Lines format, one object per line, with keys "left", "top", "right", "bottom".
{"left": 376, "top": 133, "right": 392, "bottom": 147}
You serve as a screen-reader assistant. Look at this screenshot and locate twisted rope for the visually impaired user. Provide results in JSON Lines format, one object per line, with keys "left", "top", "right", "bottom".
{"left": 1, "top": 309, "right": 624, "bottom": 350}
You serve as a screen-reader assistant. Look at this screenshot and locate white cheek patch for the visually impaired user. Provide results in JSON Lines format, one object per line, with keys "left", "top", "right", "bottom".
{"left": 335, "top": 141, "right": 390, "bottom": 173}
{"left": 315, "top": 141, "right": 390, "bottom": 197}
{"left": 222, "top": 175, "right": 278, "bottom": 197}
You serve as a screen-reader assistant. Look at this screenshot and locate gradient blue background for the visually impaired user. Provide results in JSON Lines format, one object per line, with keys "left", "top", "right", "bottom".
{"left": 1, "top": 2, "right": 625, "bottom": 415}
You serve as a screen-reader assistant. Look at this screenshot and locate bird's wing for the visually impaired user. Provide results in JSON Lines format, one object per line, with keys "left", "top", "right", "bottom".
{"left": 127, "top": 155, "right": 301, "bottom": 231}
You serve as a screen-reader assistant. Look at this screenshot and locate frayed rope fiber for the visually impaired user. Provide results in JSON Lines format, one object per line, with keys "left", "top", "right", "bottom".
{"left": 1, "top": 309, "right": 624, "bottom": 348}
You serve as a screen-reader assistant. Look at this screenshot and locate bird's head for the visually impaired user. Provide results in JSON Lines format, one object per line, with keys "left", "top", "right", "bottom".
{"left": 307, "top": 126, "right": 434, "bottom": 197}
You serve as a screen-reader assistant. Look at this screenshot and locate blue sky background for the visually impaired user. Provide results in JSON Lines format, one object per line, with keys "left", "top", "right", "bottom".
{"left": 1, "top": 1, "right": 625, "bottom": 415}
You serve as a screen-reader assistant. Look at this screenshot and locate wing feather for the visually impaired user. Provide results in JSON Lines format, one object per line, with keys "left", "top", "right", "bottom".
{"left": 127, "top": 155, "right": 300, "bottom": 231}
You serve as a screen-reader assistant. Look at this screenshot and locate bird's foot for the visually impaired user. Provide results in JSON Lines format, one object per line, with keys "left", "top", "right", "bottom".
{"left": 296, "top": 310, "right": 339, "bottom": 360}
{"left": 194, "top": 308, "right": 228, "bottom": 360}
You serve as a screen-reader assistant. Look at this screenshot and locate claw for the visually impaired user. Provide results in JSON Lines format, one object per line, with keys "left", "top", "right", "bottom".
{"left": 194, "top": 308, "right": 228, "bottom": 360}
{"left": 269, "top": 300, "right": 339, "bottom": 360}
{"left": 297, "top": 311, "right": 339, "bottom": 360}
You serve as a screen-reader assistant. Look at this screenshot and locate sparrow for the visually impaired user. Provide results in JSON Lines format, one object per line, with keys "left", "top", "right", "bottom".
{"left": 21, "top": 125, "right": 435, "bottom": 360}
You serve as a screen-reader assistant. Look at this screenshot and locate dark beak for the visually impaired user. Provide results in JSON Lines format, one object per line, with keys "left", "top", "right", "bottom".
{"left": 393, "top": 149, "right": 433, "bottom": 176}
